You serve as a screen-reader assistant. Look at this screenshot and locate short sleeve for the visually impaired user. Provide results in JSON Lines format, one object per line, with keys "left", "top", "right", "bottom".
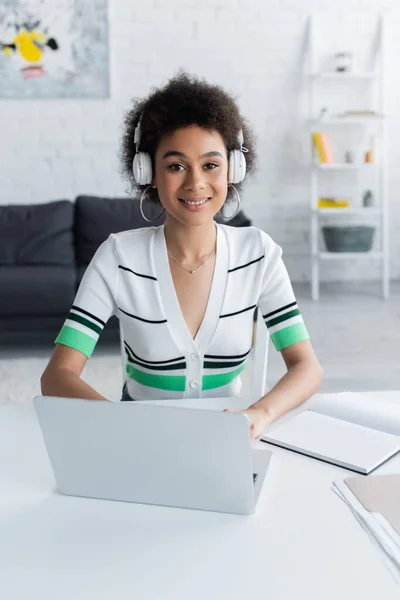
{"left": 54, "top": 234, "right": 119, "bottom": 358}
{"left": 258, "top": 232, "right": 310, "bottom": 352}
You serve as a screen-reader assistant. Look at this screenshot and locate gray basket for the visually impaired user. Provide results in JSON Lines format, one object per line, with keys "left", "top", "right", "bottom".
{"left": 322, "top": 226, "right": 375, "bottom": 252}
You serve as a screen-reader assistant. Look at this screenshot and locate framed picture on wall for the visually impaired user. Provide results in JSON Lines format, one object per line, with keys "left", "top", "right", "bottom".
{"left": 0, "top": 0, "right": 109, "bottom": 98}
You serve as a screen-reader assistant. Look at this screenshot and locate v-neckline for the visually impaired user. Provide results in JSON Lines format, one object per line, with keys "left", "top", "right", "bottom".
{"left": 153, "top": 223, "right": 228, "bottom": 355}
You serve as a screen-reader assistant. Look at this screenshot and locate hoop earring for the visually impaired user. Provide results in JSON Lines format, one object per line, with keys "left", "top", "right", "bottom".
{"left": 139, "top": 185, "right": 165, "bottom": 223}
{"left": 219, "top": 184, "right": 241, "bottom": 222}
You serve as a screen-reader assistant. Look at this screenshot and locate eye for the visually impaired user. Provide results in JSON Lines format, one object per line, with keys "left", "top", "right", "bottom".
{"left": 167, "top": 164, "right": 185, "bottom": 172}
{"left": 204, "top": 162, "right": 219, "bottom": 170}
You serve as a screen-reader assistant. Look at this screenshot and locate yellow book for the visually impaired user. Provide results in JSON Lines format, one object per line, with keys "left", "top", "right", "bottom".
{"left": 312, "top": 132, "right": 335, "bottom": 164}
{"left": 318, "top": 198, "right": 350, "bottom": 209}
{"left": 312, "top": 132, "right": 327, "bottom": 163}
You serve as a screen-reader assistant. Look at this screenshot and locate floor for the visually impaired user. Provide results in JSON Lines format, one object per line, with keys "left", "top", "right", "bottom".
{"left": 292, "top": 280, "right": 400, "bottom": 393}
{"left": 1, "top": 281, "right": 399, "bottom": 404}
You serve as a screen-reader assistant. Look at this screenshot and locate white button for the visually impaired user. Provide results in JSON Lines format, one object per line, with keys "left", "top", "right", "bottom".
{"left": 189, "top": 380, "right": 199, "bottom": 389}
{"left": 191, "top": 353, "right": 199, "bottom": 361}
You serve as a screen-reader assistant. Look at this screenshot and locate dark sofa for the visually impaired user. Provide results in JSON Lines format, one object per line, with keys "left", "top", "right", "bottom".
{"left": 0, "top": 195, "right": 252, "bottom": 340}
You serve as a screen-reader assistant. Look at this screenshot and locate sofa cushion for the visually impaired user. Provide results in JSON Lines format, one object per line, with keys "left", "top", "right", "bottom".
{"left": 0, "top": 316, "right": 68, "bottom": 333}
{"left": 75, "top": 195, "right": 165, "bottom": 265}
{"left": 215, "top": 211, "right": 252, "bottom": 227}
{"left": 0, "top": 266, "right": 76, "bottom": 316}
{"left": 0, "top": 200, "right": 74, "bottom": 265}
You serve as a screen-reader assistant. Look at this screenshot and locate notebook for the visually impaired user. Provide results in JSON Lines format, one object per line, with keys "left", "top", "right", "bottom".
{"left": 261, "top": 392, "right": 400, "bottom": 474}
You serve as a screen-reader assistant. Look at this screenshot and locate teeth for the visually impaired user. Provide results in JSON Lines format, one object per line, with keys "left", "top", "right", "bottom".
{"left": 180, "top": 199, "right": 209, "bottom": 205}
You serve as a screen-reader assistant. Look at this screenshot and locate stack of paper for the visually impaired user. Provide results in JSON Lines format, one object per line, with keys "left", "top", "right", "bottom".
{"left": 333, "top": 474, "right": 400, "bottom": 584}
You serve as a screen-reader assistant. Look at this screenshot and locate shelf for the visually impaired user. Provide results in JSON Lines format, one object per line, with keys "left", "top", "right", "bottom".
{"left": 308, "top": 14, "right": 389, "bottom": 300}
{"left": 317, "top": 251, "right": 383, "bottom": 260}
{"left": 312, "top": 117, "right": 384, "bottom": 125}
{"left": 313, "top": 208, "right": 381, "bottom": 215}
{"left": 311, "top": 72, "right": 379, "bottom": 80}
{"left": 314, "top": 162, "right": 378, "bottom": 170}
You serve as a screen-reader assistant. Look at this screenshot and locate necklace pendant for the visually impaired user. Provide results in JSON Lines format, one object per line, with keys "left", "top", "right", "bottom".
{"left": 190, "top": 269, "right": 195, "bottom": 274}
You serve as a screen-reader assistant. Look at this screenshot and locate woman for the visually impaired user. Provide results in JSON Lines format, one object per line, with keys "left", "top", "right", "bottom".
{"left": 41, "top": 71, "right": 322, "bottom": 438}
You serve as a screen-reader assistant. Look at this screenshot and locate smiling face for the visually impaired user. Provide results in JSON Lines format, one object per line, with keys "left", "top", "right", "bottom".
{"left": 152, "top": 125, "right": 229, "bottom": 227}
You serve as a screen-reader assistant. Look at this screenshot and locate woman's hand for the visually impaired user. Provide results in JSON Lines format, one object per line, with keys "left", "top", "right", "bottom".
{"left": 225, "top": 405, "right": 273, "bottom": 439}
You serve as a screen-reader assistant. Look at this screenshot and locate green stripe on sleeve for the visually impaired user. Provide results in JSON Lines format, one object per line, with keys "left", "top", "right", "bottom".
{"left": 126, "top": 365, "right": 186, "bottom": 391}
{"left": 68, "top": 312, "right": 103, "bottom": 335}
{"left": 270, "top": 322, "right": 310, "bottom": 352}
{"left": 202, "top": 363, "right": 246, "bottom": 391}
{"left": 55, "top": 326, "right": 97, "bottom": 358}
{"left": 265, "top": 308, "right": 300, "bottom": 329}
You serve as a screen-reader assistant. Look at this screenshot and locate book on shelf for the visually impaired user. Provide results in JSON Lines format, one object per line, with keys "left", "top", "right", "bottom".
{"left": 318, "top": 198, "right": 350, "bottom": 209}
{"left": 312, "top": 132, "right": 334, "bottom": 164}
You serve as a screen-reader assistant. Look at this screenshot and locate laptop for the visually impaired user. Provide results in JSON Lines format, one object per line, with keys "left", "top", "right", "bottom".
{"left": 33, "top": 395, "right": 273, "bottom": 515}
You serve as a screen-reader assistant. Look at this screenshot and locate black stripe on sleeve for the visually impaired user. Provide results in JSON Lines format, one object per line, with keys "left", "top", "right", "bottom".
{"left": 71, "top": 305, "right": 105, "bottom": 326}
{"left": 228, "top": 255, "right": 265, "bottom": 273}
{"left": 118, "top": 265, "right": 157, "bottom": 281}
{"left": 68, "top": 312, "right": 102, "bottom": 335}
{"left": 262, "top": 301, "right": 297, "bottom": 320}
{"left": 220, "top": 304, "right": 257, "bottom": 319}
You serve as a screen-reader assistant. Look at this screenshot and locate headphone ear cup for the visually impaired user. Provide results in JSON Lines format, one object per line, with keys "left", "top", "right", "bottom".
{"left": 228, "top": 150, "right": 246, "bottom": 184}
{"left": 132, "top": 152, "right": 153, "bottom": 185}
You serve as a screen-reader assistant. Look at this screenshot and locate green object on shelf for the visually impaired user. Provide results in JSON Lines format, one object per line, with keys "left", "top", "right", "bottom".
{"left": 363, "top": 190, "right": 374, "bottom": 207}
{"left": 322, "top": 226, "right": 375, "bottom": 252}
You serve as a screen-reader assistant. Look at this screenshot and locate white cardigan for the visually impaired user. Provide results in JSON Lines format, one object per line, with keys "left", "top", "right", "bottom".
{"left": 55, "top": 224, "right": 309, "bottom": 400}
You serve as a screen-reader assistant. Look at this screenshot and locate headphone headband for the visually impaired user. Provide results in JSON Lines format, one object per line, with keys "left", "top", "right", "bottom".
{"left": 134, "top": 119, "right": 142, "bottom": 148}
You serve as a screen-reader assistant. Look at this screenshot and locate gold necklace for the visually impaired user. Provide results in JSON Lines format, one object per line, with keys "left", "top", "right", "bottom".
{"left": 167, "top": 248, "right": 216, "bottom": 274}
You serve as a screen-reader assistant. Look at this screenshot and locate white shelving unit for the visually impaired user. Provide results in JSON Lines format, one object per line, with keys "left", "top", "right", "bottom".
{"left": 313, "top": 163, "right": 379, "bottom": 171}
{"left": 308, "top": 14, "right": 389, "bottom": 300}
{"left": 312, "top": 72, "right": 378, "bottom": 80}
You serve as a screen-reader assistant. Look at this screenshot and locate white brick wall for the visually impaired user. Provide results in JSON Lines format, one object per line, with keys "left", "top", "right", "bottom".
{"left": 1, "top": 0, "right": 399, "bottom": 283}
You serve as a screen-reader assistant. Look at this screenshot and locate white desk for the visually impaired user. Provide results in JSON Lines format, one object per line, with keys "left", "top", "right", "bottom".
{"left": 0, "top": 392, "right": 399, "bottom": 599}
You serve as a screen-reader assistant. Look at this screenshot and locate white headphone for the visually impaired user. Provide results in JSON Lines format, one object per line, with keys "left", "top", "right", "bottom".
{"left": 132, "top": 117, "right": 248, "bottom": 186}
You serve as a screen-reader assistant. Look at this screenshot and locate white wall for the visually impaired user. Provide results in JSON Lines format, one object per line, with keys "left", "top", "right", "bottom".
{"left": 1, "top": 0, "right": 399, "bottom": 282}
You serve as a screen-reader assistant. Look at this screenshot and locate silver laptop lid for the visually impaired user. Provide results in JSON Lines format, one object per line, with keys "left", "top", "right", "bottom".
{"left": 34, "top": 396, "right": 257, "bottom": 514}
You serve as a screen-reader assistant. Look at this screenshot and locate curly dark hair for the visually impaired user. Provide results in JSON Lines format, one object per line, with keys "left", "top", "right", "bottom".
{"left": 119, "top": 70, "right": 257, "bottom": 205}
